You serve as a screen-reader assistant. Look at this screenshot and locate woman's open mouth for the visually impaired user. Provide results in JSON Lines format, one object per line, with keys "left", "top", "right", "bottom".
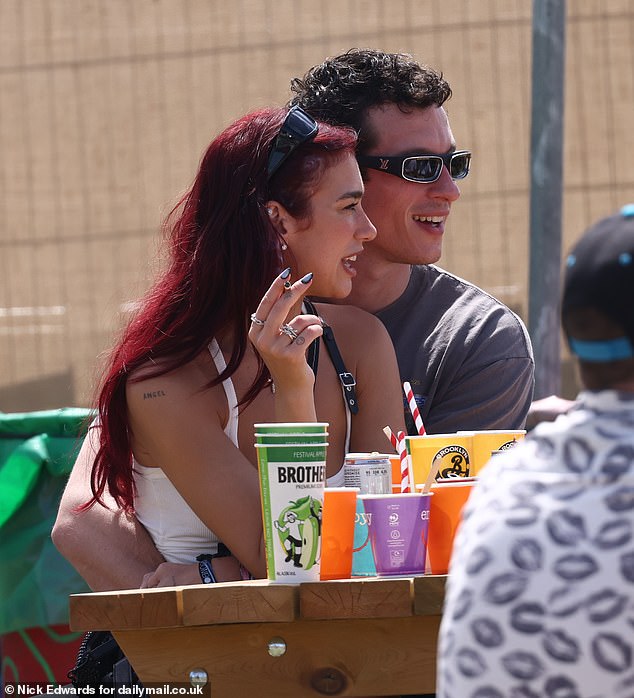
{"left": 342, "top": 254, "right": 358, "bottom": 273}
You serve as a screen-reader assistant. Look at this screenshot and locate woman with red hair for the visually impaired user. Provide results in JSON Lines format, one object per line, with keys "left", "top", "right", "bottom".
{"left": 74, "top": 106, "right": 404, "bottom": 585}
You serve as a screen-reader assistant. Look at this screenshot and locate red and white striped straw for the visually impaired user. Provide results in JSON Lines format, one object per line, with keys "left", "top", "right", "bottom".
{"left": 403, "top": 381, "right": 426, "bottom": 435}
{"left": 396, "top": 430, "right": 411, "bottom": 492}
{"left": 382, "top": 425, "right": 399, "bottom": 452}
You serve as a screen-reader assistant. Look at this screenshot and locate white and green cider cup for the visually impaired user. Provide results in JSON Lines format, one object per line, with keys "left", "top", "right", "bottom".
{"left": 255, "top": 424, "right": 329, "bottom": 582}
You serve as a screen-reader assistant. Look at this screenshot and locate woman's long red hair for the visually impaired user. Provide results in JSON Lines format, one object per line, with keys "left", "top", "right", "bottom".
{"left": 85, "top": 107, "right": 357, "bottom": 512}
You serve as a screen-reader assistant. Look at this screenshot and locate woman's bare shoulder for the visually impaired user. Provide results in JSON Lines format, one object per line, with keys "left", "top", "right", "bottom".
{"left": 313, "top": 302, "right": 390, "bottom": 345}
{"left": 314, "top": 302, "right": 382, "bottom": 328}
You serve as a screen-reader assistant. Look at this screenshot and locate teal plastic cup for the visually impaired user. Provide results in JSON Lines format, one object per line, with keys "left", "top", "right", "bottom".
{"left": 351, "top": 497, "right": 377, "bottom": 577}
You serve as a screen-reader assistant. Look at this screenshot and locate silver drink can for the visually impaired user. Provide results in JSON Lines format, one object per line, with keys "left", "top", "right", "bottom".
{"left": 344, "top": 453, "right": 392, "bottom": 494}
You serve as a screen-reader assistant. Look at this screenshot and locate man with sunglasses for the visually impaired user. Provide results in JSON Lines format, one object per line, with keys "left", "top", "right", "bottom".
{"left": 290, "top": 48, "right": 534, "bottom": 435}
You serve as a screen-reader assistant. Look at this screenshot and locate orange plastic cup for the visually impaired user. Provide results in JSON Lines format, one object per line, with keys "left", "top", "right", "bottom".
{"left": 320, "top": 487, "right": 359, "bottom": 580}
{"left": 423, "top": 479, "right": 476, "bottom": 574}
{"left": 389, "top": 454, "right": 404, "bottom": 493}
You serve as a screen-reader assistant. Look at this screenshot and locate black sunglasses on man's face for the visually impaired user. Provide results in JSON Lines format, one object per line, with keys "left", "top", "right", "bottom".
{"left": 356, "top": 150, "right": 471, "bottom": 183}
{"left": 266, "top": 106, "right": 319, "bottom": 180}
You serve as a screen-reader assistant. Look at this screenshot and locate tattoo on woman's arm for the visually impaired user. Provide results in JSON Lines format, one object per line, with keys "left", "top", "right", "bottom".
{"left": 143, "top": 390, "right": 166, "bottom": 400}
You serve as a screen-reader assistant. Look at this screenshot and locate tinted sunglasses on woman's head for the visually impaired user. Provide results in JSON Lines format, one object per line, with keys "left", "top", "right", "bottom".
{"left": 356, "top": 150, "right": 471, "bottom": 183}
{"left": 266, "top": 106, "right": 319, "bottom": 181}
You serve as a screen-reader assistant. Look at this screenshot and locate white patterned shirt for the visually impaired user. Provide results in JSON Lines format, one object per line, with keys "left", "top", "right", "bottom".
{"left": 438, "top": 389, "right": 634, "bottom": 698}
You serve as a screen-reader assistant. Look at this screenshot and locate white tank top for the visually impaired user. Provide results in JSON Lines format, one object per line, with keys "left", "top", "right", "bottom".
{"left": 133, "top": 338, "right": 345, "bottom": 563}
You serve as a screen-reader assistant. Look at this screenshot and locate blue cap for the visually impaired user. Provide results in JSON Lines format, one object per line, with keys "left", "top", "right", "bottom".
{"left": 563, "top": 204, "right": 634, "bottom": 362}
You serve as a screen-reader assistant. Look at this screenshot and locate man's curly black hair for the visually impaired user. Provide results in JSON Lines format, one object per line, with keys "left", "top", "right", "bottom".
{"left": 289, "top": 48, "right": 452, "bottom": 152}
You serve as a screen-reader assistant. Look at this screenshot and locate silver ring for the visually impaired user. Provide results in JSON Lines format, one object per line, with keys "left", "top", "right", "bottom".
{"left": 279, "top": 323, "right": 299, "bottom": 340}
{"left": 250, "top": 313, "right": 265, "bottom": 326}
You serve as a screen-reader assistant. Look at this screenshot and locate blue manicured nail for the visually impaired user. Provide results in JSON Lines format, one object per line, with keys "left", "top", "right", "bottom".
{"left": 280, "top": 267, "right": 291, "bottom": 279}
{"left": 300, "top": 272, "right": 313, "bottom": 284}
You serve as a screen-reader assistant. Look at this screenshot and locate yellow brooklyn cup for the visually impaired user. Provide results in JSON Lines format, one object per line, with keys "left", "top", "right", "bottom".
{"left": 405, "top": 433, "right": 473, "bottom": 486}
{"left": 460, "top": 430, "right": 526, "bottom": 475}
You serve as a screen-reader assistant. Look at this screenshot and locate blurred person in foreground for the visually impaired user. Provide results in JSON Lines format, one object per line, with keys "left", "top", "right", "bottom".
{"left": 53, "top": 49, "right": 534, "bottom": 592}
{"left": 438, "top": 205, "right": 634, "bottom": 698}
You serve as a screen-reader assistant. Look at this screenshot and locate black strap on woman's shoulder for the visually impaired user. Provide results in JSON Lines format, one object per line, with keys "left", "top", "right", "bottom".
{"left": 304, "top": 299, "right": 359, "bottom": 415}
{"left": 322, "top": 324, "right": 359, "bottom": 414}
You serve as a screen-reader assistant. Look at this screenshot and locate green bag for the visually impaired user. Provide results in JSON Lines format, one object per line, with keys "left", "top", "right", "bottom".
{"left": 0, "top": 408, "right": 94, "bottom": 634}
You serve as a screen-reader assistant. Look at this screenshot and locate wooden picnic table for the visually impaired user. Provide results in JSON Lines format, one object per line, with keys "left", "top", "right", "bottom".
{"left": 70, "top": 574, "right": 446, "bottom": 697}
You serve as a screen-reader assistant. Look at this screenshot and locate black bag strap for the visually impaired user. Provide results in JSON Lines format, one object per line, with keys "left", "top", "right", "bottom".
{"left": 304, "top": 299, "right": 359, "bottom": 415}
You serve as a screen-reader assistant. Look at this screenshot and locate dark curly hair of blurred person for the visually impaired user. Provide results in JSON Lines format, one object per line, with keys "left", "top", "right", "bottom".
{"left": 289, "top": 47, "right": 452, "bottom": 151}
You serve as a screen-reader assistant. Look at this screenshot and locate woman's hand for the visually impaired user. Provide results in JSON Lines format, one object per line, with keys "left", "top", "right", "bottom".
{"left": 248, "top": 268, "right": 323, "bottom": 419}
{"left": 140, "top": 555, "right": 243, "bottom": 588}
{"left": 141, "top": 562, "right": 200, "bottom": 588}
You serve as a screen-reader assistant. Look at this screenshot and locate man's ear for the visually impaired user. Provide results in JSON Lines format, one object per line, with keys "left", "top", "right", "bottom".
{"left": 265, "top": 200, "right": 301, "bottom": 236}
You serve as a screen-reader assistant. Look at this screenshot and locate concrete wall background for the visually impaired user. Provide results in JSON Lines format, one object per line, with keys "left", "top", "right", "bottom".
{"left": 1, "top": 1, "right": 633, "bottom": 410}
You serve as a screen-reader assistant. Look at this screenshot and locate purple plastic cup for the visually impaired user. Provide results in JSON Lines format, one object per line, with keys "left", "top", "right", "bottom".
{"left": 360, "top": 492, "right": 432, "bottom": 575}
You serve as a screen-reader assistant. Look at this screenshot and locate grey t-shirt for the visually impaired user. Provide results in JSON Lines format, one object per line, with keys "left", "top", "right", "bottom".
{"left": 376, "top": 264, "right": 535, "bottom": 434}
